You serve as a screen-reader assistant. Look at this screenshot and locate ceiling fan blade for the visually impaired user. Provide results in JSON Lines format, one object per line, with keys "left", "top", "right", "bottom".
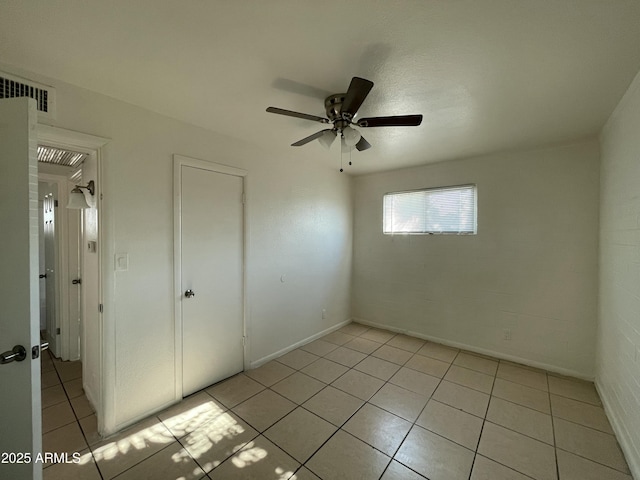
{"left": 266, "top": 107, "right": 329, "bottom": 124}
{"left": 355, "top": 136, "right": 372, "bottom": 151}
{"left": 357, "top": 114, "right": 423, "bottom": 127}
{"left": 291, "top": 129, "right": 333, "bottom": 146}
{"left": 341, "top": 77, "right": 374, "bottom": 117}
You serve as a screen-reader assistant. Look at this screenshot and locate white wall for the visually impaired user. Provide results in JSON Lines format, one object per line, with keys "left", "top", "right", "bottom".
{"left": 353, "top": 140, "right": 600, "bottom": 378}
{"left": 598, "top": 69, "right": 640, "bottom": 478}
{"left": 80, "top": 153, "right": 101, "bottom": 416}
{"left": 2, "top": 64, "right": 353, "bottom": 433}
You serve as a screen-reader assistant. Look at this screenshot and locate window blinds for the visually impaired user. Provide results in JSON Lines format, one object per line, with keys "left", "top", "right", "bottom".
{"left": 383, "top": 185, "right": 477, "bottom": 234}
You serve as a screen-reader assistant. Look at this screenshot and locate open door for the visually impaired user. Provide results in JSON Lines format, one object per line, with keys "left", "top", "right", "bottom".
{"left": 41, "top": 181, "right": 60, "bottom": 357}
{"left": 0, "top": 97, "right": 43, "bottom": 480}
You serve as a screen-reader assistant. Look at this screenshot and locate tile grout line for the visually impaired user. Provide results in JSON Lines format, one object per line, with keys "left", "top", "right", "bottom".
{"left": 207, "top": 330, "right": 381, "bottom": 476}
{"left": 373, "top": 338, "right": 438, "bottom": 480}
{"left": 378, "top": 346, "right": 463, "bottom": 480}
{"left": 41, "top": 329, "right": 624, "bottom": 478}
{"left": 282, "top": 328, "right": 395, "bottom": 478}
{"left": 284, "top": 338, "right": 629, "bottom": 480}
{"left": 343, "top": 329, "right": 487, "bottom": 479}
{"left": 292, "top": 330, "right": 423, "bottom": 479}
{"left": 467, "top": 359, "right": 499, "bottom": 480}
{"left": 300, "top": 358, "right": 396, "bottom": 477}
{"left": 470, "top": 358, "right": 543, "bottom": 480}
{"left": 552, "top": 446, "right": 632, "bottom": 476}
{"left": 44, "top": 353, "right": 106, "bottom": 480}
{"left": 548, "top": 371, "right": 561, "bottom": 480}
{"left": 276, "top": 326, "right": 620, "bottom": 477}
{"left": 63, "top": 323, "right": 620, "bottom": 480}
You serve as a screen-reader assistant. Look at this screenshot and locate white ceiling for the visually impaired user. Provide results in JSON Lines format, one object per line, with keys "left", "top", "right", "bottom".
{"left": 2, "top": 0, "right": 640, "bottom": 174}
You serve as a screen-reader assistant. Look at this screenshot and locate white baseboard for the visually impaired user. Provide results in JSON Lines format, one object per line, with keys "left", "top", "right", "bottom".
{"left": 352, "top": 317, "right": 594, "bottom": 381}
{"left": 596, "top": 380, "right": 640, "bottom": 480}
{"left": 105, "top": 397, "right": 179, "bottom": 438}
{"left": 103, "top": 319, "right": 352, "bottom": 437}
{"left": 82, "top": 383, "right": 98, "bottom": 422}
{"left": 249, "top": 318, "right": 352, "bottom": 369}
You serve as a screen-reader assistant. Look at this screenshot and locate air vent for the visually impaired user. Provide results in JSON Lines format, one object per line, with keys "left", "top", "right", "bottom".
{"left": 38, "top": 145, "right": 86, "bottom": 167}
{"left": 0, "top": 71, "right": 56, "bottom": 119}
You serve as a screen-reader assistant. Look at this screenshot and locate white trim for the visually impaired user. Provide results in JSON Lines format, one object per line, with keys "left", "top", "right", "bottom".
{"left": 38, "top": 125, "right": 109, "bottom": 153}
{"left": 173, "top": 154, "right": 248, "bottom": 403}
{"left": 249, "top": 319, "right": 352, "bottom": 369}
{"left": 352, "top": 317, "right": 594, "bottom": 381}
{"left": 595, "top": 381, "right": 640, "bottom": 479}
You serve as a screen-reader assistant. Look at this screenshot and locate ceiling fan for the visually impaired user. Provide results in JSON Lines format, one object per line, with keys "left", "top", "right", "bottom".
{"left": 266, "top": 77, "right": 423, "bottom": 153}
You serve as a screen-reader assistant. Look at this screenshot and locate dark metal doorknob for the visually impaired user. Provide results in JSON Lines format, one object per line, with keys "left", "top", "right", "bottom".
{"left": 184, "top": 289, "right": 195, "bottom": 298}
{"left": 0, "top": 345, "right": 27, "bottom": 364}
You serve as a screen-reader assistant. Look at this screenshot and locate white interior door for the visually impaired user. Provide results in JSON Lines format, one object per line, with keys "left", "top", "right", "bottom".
{"left": 0, "top": 98, "right": 43, "bottom": 480}
{"left": 67, "top": 190, "right": 82, "bottom": 361}
{"left": 42, "top": 182, "right": 59, "bottom": 357}
{"left": 38, "top": 195, "right": 46, "bottom": 331}
{"left": 179, "top": 162, "right": 244, "bottom": 396}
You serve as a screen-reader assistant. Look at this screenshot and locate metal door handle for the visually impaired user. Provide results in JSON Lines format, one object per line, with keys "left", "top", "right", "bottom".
{"left": 0, "top": 345, "right": 27, "bottom": 364}
{"left": 184, "top": 289, "right": 195, "bottom": 298}
{"left": 72, "top": 278, "right": 81, "bottom": 285}
{"left": 41, "top": 342, "right": 49, "bottom": 352}
{"left": 39, "top": 274, "right": 47, "bottom": 279}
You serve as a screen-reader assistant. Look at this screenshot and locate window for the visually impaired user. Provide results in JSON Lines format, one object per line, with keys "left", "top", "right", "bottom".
{"left": 383, "top": 184, "right": 477, "bottom": 234}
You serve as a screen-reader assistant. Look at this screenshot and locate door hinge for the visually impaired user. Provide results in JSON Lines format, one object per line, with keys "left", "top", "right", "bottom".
{"left": 99, "top": 304, "right": 103, "bottom": 313}
{"left": 242, "top": 336, "right": 246, "bottom": 346}
{"left": 56, "top": 327, "right": 60, "bottom": 335}
{"left": 54, "top": 200, "right": 59, "bottom": 207}
{"left": 242, "top": 193, "right": 246, "bottom": 204}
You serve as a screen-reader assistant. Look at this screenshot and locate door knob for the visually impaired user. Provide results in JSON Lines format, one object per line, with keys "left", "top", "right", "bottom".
{"left": 184, "top": 289, "right": 195, "bottom": 298}
{"left": 0, "top": 345, "right": 27, "bottom": 364}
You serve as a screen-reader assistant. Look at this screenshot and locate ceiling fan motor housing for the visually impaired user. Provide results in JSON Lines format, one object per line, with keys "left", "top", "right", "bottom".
{"left": 325, "top": 94, "right": 349, "bottom": 129}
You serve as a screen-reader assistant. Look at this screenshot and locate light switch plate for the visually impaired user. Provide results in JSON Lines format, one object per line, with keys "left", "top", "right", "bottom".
{"left": 115, "top": 253, "right": 128, "bottom": 271}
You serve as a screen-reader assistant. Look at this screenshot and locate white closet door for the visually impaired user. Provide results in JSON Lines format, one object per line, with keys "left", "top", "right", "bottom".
{"left": 180, "top": 164, "right": 244, "bottom": 396}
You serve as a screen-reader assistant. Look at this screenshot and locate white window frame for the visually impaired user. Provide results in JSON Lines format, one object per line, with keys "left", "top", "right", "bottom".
{"left": 383, "top": 184, "right": 477, "bottom": 235}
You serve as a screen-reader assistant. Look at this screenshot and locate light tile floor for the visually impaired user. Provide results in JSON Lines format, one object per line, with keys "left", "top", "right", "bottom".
{"left": 42, "top": 323, "right": 633, "bottom": 479}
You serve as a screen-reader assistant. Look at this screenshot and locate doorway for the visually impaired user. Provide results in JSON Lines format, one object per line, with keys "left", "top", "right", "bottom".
{"left": 36, "top": 125, "right": 108, "bottom": 427}
{"left": 37, "top": 147, "right": 86, "bottom": 363}
{"left": 174, "top": 155, "right": 246, "bottom": 398}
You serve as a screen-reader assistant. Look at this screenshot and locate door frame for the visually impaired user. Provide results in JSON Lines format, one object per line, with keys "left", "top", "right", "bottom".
{"left": 173, "top": 154, "right": 248, "bottom": 402}
{"left": 37, "top": 125, "right": 110, "bottom": 431}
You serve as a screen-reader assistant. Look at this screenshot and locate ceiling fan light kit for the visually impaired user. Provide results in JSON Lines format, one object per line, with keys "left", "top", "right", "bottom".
{"left": 266, "top": 76, "right": 423, "bottom": 171}
{"left": 342, "top": 126, "right": 361, "bottom": 147}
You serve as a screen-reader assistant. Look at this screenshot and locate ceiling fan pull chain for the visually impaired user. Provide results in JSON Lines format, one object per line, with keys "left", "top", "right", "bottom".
{"left": 339, "top": 133, "right": 344, "bottom": 172}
